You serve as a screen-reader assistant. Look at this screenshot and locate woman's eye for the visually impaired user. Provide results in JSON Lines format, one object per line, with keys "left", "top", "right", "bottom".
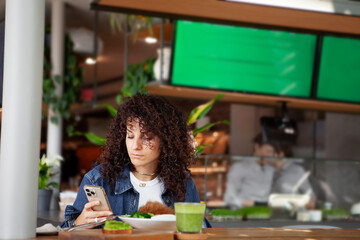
{"left": 143, "top": 137, "right": 153, "bottom": 141}
{"left": 127, "top": 135, "right": 134, "bottom": 139}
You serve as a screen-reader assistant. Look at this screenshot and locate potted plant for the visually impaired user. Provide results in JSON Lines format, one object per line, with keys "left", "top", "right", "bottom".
{"left": 42, "top": 27, "right": 83, "bottom": 125}
{"left": 38, "top": 154, "right": 63, "bottom": 213}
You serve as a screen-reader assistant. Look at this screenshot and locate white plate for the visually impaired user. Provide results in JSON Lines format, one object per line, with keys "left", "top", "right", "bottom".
{"left": 36, "top": 223, "right": 59, "bottom": 235}
{"left": 268, "top": 194, "right": 310, "bottom": 209}
{"left": 118, "top": 214, "right": 176, "bottom": 231}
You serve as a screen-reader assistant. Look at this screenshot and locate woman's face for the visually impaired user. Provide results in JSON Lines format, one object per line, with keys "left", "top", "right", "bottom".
{"left": 126, "top": 119, "right": 161, "bottom": 172}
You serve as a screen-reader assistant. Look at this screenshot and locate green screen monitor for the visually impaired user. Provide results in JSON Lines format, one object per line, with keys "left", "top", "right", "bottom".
{"left": 171, "top": 20, "right": 317, "bottom": 98}
{"left": 317, "top": 36, "right": 360, "bottom": 103}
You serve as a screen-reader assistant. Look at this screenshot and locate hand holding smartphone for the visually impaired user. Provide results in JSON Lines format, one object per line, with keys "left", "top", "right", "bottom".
{"left": 84, "top": 185, "right": 112, "bottom": 212}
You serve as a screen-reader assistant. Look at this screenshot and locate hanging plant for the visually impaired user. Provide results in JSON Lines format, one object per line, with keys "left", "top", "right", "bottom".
{"left": 116, "top": 57, "right": 155, "bottom": 105}
{"left": 68, "top": 57, "right": 155, "bottom": 145}
{"left": 109, "top": 13, "right": 154, "bottom": 38}
{"left": 42, "top": 27, "right": 83, "bottom": 124}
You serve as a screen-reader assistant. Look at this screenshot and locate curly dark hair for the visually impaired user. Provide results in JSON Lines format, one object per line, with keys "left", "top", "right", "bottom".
{"left": 98, "top": 94, "right": 196, "bottom": 201}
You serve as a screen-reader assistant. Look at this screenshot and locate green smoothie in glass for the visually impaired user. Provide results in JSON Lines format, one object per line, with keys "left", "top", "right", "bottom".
{"left": 175, "top": 202, "right": 206, "bottom": 233}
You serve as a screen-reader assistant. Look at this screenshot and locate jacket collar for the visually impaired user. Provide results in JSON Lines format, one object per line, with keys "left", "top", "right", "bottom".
{"left": 114, "top": 165, "right": 134, "bottom": 195}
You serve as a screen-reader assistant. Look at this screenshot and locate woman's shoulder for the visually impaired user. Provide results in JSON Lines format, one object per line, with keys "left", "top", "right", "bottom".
{"left": 184, "top": 176, "right": 200, "bottom": 202}
{"left": 83, "top": 164, "right": 104, "bottom": 184}
{"left": 185, "top": 176, "right": 198, "bottom": 192}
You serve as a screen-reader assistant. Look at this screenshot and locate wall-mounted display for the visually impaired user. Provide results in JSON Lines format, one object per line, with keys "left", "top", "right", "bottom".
{"left": 317, "top": 36, "right": 360, "bottom": 103}
{"left": 171, "top": 20, "right": 317, "bottom": 98}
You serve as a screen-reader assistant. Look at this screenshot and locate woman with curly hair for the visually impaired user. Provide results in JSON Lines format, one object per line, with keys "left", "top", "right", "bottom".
{"left": 61, "top": 94, "right": 209, "bottom": 228}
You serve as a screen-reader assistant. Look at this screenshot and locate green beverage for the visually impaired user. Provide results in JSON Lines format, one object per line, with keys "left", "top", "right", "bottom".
{"left": 175, "top": 202, "right": 206, "bottom": 233}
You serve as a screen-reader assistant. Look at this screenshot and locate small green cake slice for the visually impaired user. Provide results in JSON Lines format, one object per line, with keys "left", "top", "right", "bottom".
{"left": 102, "top": 220, "right": 133, "bottom": 234}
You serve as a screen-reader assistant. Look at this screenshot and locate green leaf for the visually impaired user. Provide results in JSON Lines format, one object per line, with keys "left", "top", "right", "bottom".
{"left": 46, "top": 182, "right": 60, "bottom": 190}
{"left": 114, "top": 14, "right": 123, "bottom": 32}
{"left": 187, "top": 93, "right": 224, "bottom": 125}
{"left": 62, "top": 111, "right": 71, "bottom": 119}
{"left": 53, "top": 75, "right": 61, "bottom": 84}
{"left": 193, "top": 123, "right": 217, "bottom": 137}
{"left": 67, "top": 125, "right": 74, "bottom": 137}
{"left": 195, "top": 144, "right": 213, "bottom": 156}
{"left": 122, "top": 88, "right": 132, "bottom": 97}
{"left": 84, "top": 132, "right": 106, "bottom": 146}
{"left": 73, "top": 131, "right": 84, "bottom": 137}
{"left": 110, "top": 13, "right": 116, "bottom": 33}
{"left": 50, "top": 116, "right": 58, "bottom": 124}
{"left": 222, "top": 120, "right": 230, "bottom": 125}
{"left": 116, "top": 94, "right": 123, "bottom": 105}
{"left": 147, "top": 21, "right": 154, "bottom": 37}
{"left": 193, "top": 120, "right": 230, "bottom": 137}
{"left": 102, "top": 103, "right": 118, "bottom": 117}
{"left": 67, "top": 55, "right": 76, "bottom": 68}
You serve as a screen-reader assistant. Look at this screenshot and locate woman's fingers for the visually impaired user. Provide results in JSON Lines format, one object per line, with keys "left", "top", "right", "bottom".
{"left": 82, "top": 210, "right": 113, "bottom": 224}
{"left": 85, "top": 210, "right": 114, "bottom": 219}
{"left": 75, "top": 201, "right": 113, "bottom": 226}
{"left": 94, "top": 216, "right": 110, "bottom": 223}
{"left": 84, "top": 200, "right": 100, "bottom": 211}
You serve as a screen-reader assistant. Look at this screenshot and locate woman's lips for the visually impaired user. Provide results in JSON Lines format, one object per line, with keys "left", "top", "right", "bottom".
{"left": 131, "top": 154, "right": 143, "bottom": 158}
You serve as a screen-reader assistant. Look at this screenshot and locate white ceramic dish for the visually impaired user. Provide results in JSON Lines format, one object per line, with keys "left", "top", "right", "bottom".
{"left": 351, "top": 202, "right": 360, "bottom": 215}
{"left": 268, "top": 194, "right": 310, "bottom": 209}
{"left": 36, "top": 223, "right": 59, "bottom": 235}
{"left": 118, "top": 214, "right": 176, "bottom": 231}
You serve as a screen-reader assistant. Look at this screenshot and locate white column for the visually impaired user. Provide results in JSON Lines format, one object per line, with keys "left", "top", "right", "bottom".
{"left": 47, "top": 0, "right": 64, "bottom": 210}
{"left": 0, "top": 0, "right": 45, "bottom": 238}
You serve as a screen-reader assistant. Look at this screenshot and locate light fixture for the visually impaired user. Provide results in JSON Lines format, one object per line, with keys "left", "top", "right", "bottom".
{"left": 68, "top": 28, "right": 103, "bottom": 55}
{"left": 260, "top": 102, "right": 298, "bottom": 145}
{"left": 145, "top": 36, "right": 158, "bottom": 44}
{"left": 85, "top": 57, "right": 96, "bottom": 65}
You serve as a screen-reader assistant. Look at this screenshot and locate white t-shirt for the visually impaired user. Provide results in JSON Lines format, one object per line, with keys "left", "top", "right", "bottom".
{"left": 130, "top": 171, "right": 165, "bottom": 209}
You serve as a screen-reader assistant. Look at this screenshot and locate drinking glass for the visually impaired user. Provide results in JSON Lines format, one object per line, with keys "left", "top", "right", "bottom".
{"left": 174, "top": 202, "right": 206, "bottom": 233}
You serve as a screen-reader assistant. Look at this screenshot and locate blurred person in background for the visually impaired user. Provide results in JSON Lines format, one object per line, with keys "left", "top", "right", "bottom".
{"left": 224, "top": 134, "right": 280, "bottom": 209}
{"left": 271, "top": 144, "right": 316, "bottom": 209}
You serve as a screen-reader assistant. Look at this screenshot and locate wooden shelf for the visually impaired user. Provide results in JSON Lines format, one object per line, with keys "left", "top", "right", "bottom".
{"left": 92, "top": 0, "right": 360, "bottom": 37}
{"left": 147, "top": 84, "right": 360, "bottom": 114}
{"left": 189, "top": 166, "right": 227, "bottom": 174}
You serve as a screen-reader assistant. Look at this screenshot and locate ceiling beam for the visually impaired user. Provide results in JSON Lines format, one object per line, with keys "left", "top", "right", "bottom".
{"left": 91, "top": 0, "right": 360, "bottom": 37}
{"left": 147, "top": 84, "right": 360, "bottom": 114}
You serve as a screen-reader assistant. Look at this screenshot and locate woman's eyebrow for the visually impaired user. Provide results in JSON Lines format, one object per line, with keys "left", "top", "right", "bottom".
{"left": 126, "top": 128, "right": 133, "bottom": 133}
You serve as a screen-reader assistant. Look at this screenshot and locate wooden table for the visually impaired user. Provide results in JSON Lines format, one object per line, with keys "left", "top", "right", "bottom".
{"left": 204, "top": 228, "right": 360, "bottom": 239}
{"left": 34, "top": 227, "right": 360, "bottom": 240}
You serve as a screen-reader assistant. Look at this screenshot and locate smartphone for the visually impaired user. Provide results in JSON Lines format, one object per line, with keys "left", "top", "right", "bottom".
{"left": 83, "top": 185, "right": 112, "bottom": 211}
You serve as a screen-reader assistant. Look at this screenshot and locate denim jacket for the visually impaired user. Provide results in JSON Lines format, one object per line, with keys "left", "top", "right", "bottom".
{"left": 60, "top": 164, "right": 211, "bottom": 228}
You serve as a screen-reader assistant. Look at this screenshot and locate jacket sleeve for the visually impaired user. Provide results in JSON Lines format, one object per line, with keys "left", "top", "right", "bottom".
{"left": 60, "top": 172, "right": 97, "bottom": 228}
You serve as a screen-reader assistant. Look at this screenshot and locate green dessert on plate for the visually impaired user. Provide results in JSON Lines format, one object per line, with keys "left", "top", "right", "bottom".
{"left": 102, "top": 220, "right": 133, "bottom": 234}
